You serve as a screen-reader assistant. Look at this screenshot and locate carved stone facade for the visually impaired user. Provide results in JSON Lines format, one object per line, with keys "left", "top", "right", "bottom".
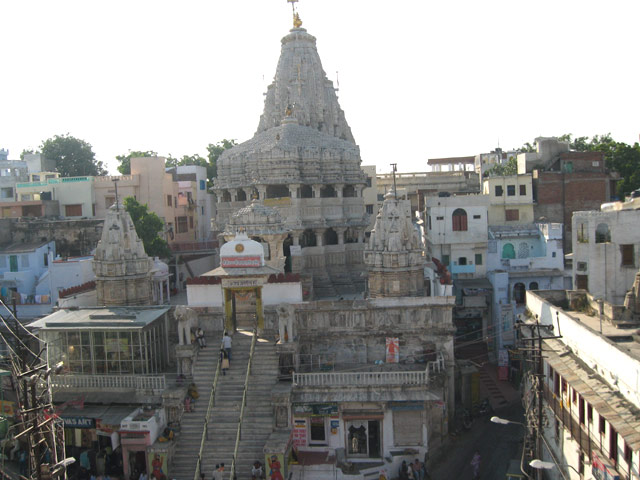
{"left": 212, "top": 26, "right": 369, "bottom": 298}
{"left": 365, "top": 192, "right": 426, "bottom": 297}
{"left": 93, "top": 204, "right": 153, "bottom": 306}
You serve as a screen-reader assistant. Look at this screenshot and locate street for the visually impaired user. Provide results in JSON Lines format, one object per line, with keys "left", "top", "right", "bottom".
{"left": 428, "top": 402, "right": 526, "bottom": 480}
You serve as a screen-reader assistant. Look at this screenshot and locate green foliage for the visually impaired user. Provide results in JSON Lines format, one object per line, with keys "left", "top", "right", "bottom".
{"left": 485, "top": 156, "right": 517, "bottom": 177}
{"left": 123, "top": 197, "right": 171, "bottom": 259}
{"left": 40, "top": 134, "right": 106, "bottom": 177}
{"left": 206, "top": 139, "right": 237, "bottom": 184}
{"left": 115, "top": 150, "right": 158, "bottom": 175}
{"left": 19, "top": 149, "right": 34, "bottom": 161}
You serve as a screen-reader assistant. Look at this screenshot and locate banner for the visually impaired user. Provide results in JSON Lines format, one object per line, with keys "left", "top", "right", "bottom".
{"left": 386, "top": 337, "right": 399, "bottom": 363}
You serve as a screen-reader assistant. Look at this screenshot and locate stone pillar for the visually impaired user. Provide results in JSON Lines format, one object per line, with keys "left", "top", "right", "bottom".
{"left": 215, "top": 192, "right": 223, "bottom": 203}
{"left": 230, "top": 188, "right": 238, "bottom": 202}
{"left": 357, "top": 228, "right": 364, "bottom": 243}
{"left": 335, "top": 227, "right": 346, "bottom": 245}
{"left": 314, "top": 228, "right": 324, "bottom": 247}
{"left": 292, "top": 231, "right": 302, "bottom": 246}
{"left": 335, "top": 184, "right": 344, "bottom": 198}
{"left": 355, "top": 186, "right": 364, "bottom": 197}
{"left": 312, "top": 184, "right": 321, "bottom": 198}
{"left": 289, "top": 184, "right": 300, "bottom": 199}
{"left": 257, "top": 185, "right": 267, "bottom": 200}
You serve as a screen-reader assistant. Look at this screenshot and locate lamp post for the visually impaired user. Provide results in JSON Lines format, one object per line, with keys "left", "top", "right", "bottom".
{"left": 530, "top": 459, "right": 580, "bottom": 478}
{"left": 491, "top": 417, "right": 532, "bottom": 479}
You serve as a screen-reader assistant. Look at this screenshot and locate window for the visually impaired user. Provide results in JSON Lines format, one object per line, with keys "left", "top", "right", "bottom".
{"left": 517, "top": 242, "right": 530, "bottom": 259}
{"left": 624, "top": 442, "right": 632, "bottom": 464}
{"left": 200, "top": 180, "right": 206, "bottom": 190}
{"left": 519, "top": 185, "right": 526, "bottom": 195}
{"left": 577, "top": 222, "right": 588, "bottom": 243}
{"left": 442, "top": 255, "right": 450, "bottom": 266}
{"left": 473, "top": 214, "right": 481, "bottom": 219}
{"left": 529, "top": 282, "right": 538, "bottom": 290}
{"left": 436, "top": 216, "right": 444, "bottom": 221}
{"left": 452, "top": 209, "right": 468, "bottom": 231}
{"left": 495, "top": 185, "right": 503, "bottom": 197}
{"left": 428, "top": 216, "right": 432, "bottom": 230}
{"left": 595, "top": 223, "right": 611, "bottom": 243}
{"left": 310, "top": 417, "right": 327, "bottom": 444}
{"left": 621, "top": 244, "right": 634, "bottom": 266}
{"left": 366, "top": 204, "right": 374, "bottom": 215}
{"left": 475, "top": 254, "right": 483, "bottom": 265}
{"left": 458, "top": 257, "right": 467, "bottom": 265}
{"left": 377, "top": 194, "right": 385, "bottom": 202}
{"left": 577, "top": 262, "right": 587, "bottom": 272}
{"left": 64, "top": 204, "right": 83, "bottom": 216}
{"left": 189, "top": 216, "right": 194, "bottom": 229}
{"left": 513, "top": 283, "right": 526, "bottom": 304}
{"left": 609, "top": 426, "right": 617, "bottom": 461}
{"left": 576, "top": 274, "right": 588, "bottom": 290}
{"left": 43, "top": 253, "right": 48, "bottom": 267}
{"left": 176, "top": 216, "right": 188, "bottom": 233}
{"left": 502, "top": 243, "right": 515, "bottom": 259}
{"left": 167, "top": 195, "right": 172, "bottom": 207}
{"left": 505, "top": 209, "right": 519, "bottom": 221}
{"left": 507, "top": 185, "right": 516, "bottom": 196}
{"left": 599, "top": 416, "right": 606, "bottom": 435}
{"left": 366, "top": 177, "right": 372, "bottom": 188}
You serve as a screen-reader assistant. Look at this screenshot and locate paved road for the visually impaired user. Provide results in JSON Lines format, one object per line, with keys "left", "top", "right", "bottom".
{"left": 428, "top": 402, "right": 526, "bottom": 480}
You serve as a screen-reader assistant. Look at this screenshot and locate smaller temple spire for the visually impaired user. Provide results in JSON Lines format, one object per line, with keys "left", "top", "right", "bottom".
{"left": 287, "top": 0, "right": 303, "bottom": 28}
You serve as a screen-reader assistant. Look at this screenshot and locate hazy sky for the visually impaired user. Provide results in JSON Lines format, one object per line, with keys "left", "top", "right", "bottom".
{"left": 2, "top": 0, "right": 638, "bottom": 175}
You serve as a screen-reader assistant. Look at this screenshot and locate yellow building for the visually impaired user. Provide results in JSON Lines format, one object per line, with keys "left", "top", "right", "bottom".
{"left": 482, "top": 174, "right": 534, "bottom": 225}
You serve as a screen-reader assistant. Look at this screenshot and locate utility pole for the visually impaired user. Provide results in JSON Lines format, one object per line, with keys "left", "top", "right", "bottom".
{"left": 0, "top": 300, "right": 72, "bottom": 480}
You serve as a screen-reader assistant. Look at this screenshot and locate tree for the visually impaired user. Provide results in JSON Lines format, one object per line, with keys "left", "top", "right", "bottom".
{"left": 207, "top": 139, "right": 237, "bottom": 184}
{"left": 19, "top": 149, "right": 34, "bottom": 160}
{"left": 485, "top": 156, "right": 517, "bottom": 176}
{"left": 123, "top": 197, "right": 172, "bottom": 259}
{"left": 40, "top": 134, "right": 106, "bottom": 177}
{"left": 116, "top": 150, "right": 158, "bottom": 175}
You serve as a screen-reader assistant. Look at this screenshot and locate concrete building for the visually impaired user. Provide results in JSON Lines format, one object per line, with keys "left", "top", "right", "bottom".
{"left": 212, "top": 21, "right": 369, "bottom": 298}
{"left": 474, "top": 149, "right": 518, "bottom": 178}
{"left": 22, "top": 152, "right": 56, "bottom": 174}
{"left": 0, "top": 240, "right": 55, "bottom": 318}
{"left": 361, "top": 165, "right": 379, "bottom": 231}
{"left": 486, "top": 223, "right": 564, "bottom": 353}
{"left": 16, "top": 175, "right": 96, "bottom": 218}
{"left": 525, "top": 289, "right": 640, "bottom": 480}
{"left": 0, "top": 156, "right": 28, "bottom": 202}
{"left": 482, "top": 174, "right": 535, "bottom": 225}
{"left": 425, "top": 194, "right": 489, "bottom": 279}
{"left": 517, "top": 137, "right": 618, "bottom": 252}
{"left": 572, "top": 197, "right": 640, "bottom": 303}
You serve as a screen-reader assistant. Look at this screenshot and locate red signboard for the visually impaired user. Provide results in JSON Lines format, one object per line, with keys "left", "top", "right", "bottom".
{"left": 221, "top": 256, "right": 261, "bottom": 268}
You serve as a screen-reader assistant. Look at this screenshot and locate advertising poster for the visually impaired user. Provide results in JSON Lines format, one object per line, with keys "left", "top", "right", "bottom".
{"left": 265, "top": 452, "right": 286, "bottom": 480}
{"left": 292, "top": 419, "right": 307, "bottom": 447}
{"left": 148, "top": 452, "right": 168, "bottom": 480}
{"left": 386, "top": 337, "right": 399, "bottom": 363}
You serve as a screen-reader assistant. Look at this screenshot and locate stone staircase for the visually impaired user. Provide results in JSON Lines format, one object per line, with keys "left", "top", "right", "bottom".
{"left": 171, "top": 330, "right": 279, "bottom": 480}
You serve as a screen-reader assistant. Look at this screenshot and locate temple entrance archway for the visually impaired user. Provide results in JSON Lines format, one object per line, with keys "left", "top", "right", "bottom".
{"left": 224, "top": 285, "right": 264, "bottom": 332}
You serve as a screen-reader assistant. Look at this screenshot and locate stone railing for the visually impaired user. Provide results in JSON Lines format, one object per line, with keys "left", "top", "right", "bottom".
{"left": 293, "top": 369, "right": 429, "bottom": 387}
{"left": 50, "top": 374, "right": 166, "bottom": 392}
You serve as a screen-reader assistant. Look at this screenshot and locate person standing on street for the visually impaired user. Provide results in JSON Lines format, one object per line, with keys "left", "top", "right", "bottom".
{"left": 223, "top": 331, "right": 232, "bottom": 360}
{"left": 470, "top": 451, "right": 481, "bottom": 479}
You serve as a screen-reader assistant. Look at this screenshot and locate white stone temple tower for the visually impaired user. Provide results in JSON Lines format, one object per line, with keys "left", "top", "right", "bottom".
{"left": 93, "top": 203, "right": 154, "bottom": 306}
{"left": 364, "top": 191, "right": 426, "bottom": 297}
{"left": 212, "top": 19, "right": 369, "bottom": 298}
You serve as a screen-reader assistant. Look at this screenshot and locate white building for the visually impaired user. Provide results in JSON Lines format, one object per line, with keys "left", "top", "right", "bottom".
{"left": 572, "top": 198, "right": 640, "bottom": 304}
{"left": 526, "top": 289, "right": 640, "bottom": 480}
{"left": 174, "top": 165, "right": 215, "bottom": 241}
{"left": 425, "top": 194, "right": 489, "bottom": 279}
{"left": 0, "top": 240, "right": 55, "bottom": 317}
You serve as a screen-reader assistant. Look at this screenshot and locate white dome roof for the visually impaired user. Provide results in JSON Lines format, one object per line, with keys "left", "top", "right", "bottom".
{"left": 220, "top": 233, "right": 265, "bottom": 268}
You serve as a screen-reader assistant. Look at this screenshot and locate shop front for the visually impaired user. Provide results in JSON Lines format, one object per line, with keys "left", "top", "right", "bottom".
{"left": 291, "top": 403, "right": 340, "bottom": 451}
{"left": 119, "top": 407, "right": 166, "bottom": 479}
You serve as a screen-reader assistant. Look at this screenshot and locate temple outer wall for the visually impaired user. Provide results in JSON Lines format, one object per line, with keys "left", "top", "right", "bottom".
{"left": 186, "top": 282, "right": 302, "bottom": 307}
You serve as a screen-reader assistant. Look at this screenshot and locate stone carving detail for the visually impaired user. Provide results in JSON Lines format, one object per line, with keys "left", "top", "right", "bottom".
{"left": 93, "top": 204, "right": 153, "bottom": 306}
{"left": 174, "top": 305, "right": 197, "bottom": 346}
{"left": 364, "top": 192, "right": 426, "bottom": 298}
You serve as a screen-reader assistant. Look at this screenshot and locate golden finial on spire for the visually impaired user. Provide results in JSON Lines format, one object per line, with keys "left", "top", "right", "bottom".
{"left": 287, "top": 0, "right": 303, "bottom": 28}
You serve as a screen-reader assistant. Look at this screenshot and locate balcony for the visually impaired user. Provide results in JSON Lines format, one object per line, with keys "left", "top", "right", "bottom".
{"left": 50, "top": 374, "right": 166, "bottom": 394}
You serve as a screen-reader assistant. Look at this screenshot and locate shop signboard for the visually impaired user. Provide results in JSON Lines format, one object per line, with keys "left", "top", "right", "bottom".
{"left": 292, "top": 403, "right": 338, "bottom": 416}
{"left": 221, "top": 256, "right": 261, "bottom": 268}
{"left": 63, "top": 416, "right": 95, "bottom": 429}
{"left": 592, "top": 451, "right": 620, "bottom": 480}
{"left": 292, "top": 419, "right": 307, "bottom": 447}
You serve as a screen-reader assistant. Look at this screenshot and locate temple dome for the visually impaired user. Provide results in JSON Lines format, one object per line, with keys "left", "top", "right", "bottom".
{"left": 220, "top": 233, "right": 265, "bottom": 267}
